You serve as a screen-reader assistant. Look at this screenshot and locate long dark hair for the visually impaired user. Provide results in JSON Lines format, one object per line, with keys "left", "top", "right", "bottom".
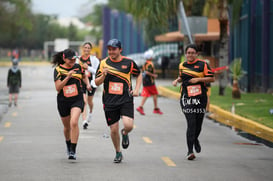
{"left": 51, "top": 51, "right": 64, "bottom": 66}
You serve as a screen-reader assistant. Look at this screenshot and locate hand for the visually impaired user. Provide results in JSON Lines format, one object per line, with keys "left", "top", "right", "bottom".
{"left": 154, "top": 74, "right": 158, "bottom": 78}
{"left": 131, "top": 89, "right": 139, "bottom": 97}
{"left": 103, "top": 67, "right": 109, "bottom": 76}
{"left": 82, "top": 63, "right": 88, "bottom": 70}
{"left": 86, "top": 84, "right": 92, "bottom": 92}
{"left": 172, "top": 79, "right": 178, "bottom": 86}
{"left": 67, "top": 70, "right": 76, "bottom": 78}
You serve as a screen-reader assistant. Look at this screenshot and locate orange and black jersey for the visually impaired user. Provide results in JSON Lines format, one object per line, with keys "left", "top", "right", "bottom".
{"left": 96, "top": 56, "right": 141, "bottom": 106}
{"left": 179, "top": 59, "right": 214, "bottom": 98}
{"left": 54, "top": 64, "right": 85, "bottom": 101}
{"left": 142, "top": 60, "right": 155, "bottom": 86}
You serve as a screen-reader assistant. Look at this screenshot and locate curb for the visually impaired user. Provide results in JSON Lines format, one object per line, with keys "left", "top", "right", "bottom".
{"left": 157, "top": 86, "right": 273, "bottom": 143}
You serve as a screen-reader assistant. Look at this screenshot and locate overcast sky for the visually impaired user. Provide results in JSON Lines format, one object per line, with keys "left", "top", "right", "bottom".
{"left": 31, "top": 0, "right": 108, "bottom": 18}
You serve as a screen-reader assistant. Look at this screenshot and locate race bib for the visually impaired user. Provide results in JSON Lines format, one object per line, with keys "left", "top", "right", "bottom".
{"left": 63, "top": 84, "right": 78, "bottom": 97}
{"left": 109, "top": 82, "right": 123, "bottom": 95}
{"left": 187, "top": 85, "right": 202, "bottom": 97}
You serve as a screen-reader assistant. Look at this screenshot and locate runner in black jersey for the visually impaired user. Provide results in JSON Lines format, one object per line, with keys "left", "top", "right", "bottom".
{"left": 52, "top": 48, "right": 91, "bottom": 160}
{"left": 172, "top": 44, "right": 215, "bottom": 161}
{"left": 78, "top": 42, "right": 100, "bottom": 129}
{"left": 136, "top": 50, "right": 163, "bottom": 115}
{"left": 95, "top": 39, "right": 142, "bottom": 163}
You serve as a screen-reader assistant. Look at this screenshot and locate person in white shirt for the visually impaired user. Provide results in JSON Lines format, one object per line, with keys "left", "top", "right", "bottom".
{"left": 78, "top": 42, "right": 100, "bottom": 129}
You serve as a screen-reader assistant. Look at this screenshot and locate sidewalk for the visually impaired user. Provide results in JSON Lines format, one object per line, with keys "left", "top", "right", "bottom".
{"left": 156, "top": 80, "right": 273, "bottom": 146}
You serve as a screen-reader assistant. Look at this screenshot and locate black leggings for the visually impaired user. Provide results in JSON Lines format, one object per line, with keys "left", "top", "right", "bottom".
{"left": 184, "top": 112, "right": 205, "bottom": 153}
{"left": 180, "top": 94, "right": 207, "bottom": 153}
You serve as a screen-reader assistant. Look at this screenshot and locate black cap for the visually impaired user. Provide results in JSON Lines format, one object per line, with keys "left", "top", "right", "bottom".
{"left": 63, "top": 49, "right": 76, "bottom": 59}
{"left": 107, "top": 39, "right": 122, "bottom": 48}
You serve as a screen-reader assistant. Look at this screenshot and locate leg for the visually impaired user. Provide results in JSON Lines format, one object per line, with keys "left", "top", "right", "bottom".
{"left": 110, "top": 122, "right": 120, "bottom": 152}
{"left": 14, "top": 93, "right": 18, "bottom": 106}
{"left": 82, "top": 93, "right": 87, "bottom": 121}
{"left": 87, "top": 95, "right": 94, "bottom": 123}
{"left": 153, "top": 94, "right": 158, "bottom": 108}
{"left": 61, "top": 115, "right": 71, "bottom": 141}
{"left": 139, "top": 96, "right": 148, "bottom": 107}
{"left": 70, "top": 107, "right": 81, "bottom": 144}
{"left": 8, "top": 94, "right": 12, "bottom": 107}
{"left": 184, "top": 112, "right": 197, "bottom": 154}
{"left": 195, "top": 113, "right": 205, "bottom": 142}
{"left": 87, "top": 95, "right": 94, "bottom": 114}
{"left": 121, "top": 115, "right": 134, "bottom": 134}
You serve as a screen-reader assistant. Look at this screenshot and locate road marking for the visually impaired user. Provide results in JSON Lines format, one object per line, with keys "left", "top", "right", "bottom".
{"left": 4, "top": 122, "right": 11, "bottom": 128}
{"left": 0, "top": 136, "right": 3, "bottom": 142}
{"left": 12, "top": 112, "right": 18, "bottom": 117}
{"left": 161, "top": 157, "right": 176, "bottom": 167}
{"left": 142, "top": 137, "right": 152, "bottom": 144}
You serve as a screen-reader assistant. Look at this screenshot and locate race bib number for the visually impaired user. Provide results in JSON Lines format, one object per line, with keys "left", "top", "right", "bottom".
{"left": 187, "top": 85, "right": 202, "bottom": 97}
{"left": 63, "top": 84, "right": 78, "bottom": 97}
{"left": 109, "top": 82, "right": 123, "bottom": 95}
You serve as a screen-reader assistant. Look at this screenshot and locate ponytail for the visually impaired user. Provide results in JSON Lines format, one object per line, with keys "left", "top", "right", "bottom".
{"left": 51, "top": 51, "right": 64, "bottom": 66}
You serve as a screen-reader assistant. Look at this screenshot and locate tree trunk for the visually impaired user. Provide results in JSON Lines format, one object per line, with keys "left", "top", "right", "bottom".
{"left": 232, "top": 80, "right": 241, "bottom": 99}
{"left": 218, "top": 0, "right": 229, "bottom": 96}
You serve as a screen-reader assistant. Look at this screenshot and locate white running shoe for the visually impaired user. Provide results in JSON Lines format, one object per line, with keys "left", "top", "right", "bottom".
{"left": 87, "top": 114, "right": 92, "bottom": 123}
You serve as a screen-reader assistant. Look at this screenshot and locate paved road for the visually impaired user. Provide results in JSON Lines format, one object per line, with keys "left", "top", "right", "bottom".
{"left": 0, "top": 65, "right": 272, "bottom": 181}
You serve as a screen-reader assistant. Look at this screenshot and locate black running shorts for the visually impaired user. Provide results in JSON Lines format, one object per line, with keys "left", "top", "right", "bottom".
{"left": 82, "top": 84, "right": 97, "bottom": 96}
{"left": 104, "top": 102, "right": 134, "bottom": 126}
{"left": 57, "top": 99, "right": 84, "bottom": 117}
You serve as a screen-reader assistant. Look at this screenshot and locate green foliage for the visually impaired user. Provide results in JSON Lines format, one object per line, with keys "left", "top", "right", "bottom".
{"left": 229, "top": 58, "right": 246, "bottom": 81}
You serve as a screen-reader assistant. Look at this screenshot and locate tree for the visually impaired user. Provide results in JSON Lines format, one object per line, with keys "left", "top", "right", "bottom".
{"left": 229, "top": 58, "right": 246, "bottom": 99}
{"left": 0, "top": 0, "right": 33, "bottom": 47}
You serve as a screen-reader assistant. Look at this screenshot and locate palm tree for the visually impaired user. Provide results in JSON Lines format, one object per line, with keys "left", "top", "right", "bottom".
{"left": 229, "top": 58, "right": 246, "bottom": 99}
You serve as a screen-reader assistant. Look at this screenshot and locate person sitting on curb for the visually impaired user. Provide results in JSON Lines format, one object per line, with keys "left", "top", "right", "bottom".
{"left": 136, "top": 50, "right": 163, "bottom": 115}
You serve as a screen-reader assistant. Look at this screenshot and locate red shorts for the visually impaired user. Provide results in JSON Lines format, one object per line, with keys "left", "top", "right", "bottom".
{"left": 141, "top": 85, "right": 158, "bottom": 97}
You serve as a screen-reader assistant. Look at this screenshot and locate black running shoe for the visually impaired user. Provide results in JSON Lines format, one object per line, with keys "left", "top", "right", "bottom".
{"left": 121, "top": 129, "right": 129, "bottom": 149}
{"left": 186, "top": 152, "right": 196, "bottom": 160}
{"left": 194, "top": 140, "right": 201, "bottom": 153}
{"left": 113, "top": 152, "right": 123, "bottom": 163}
{"left": 68, "top": 151, "right": 76, "bottom": 160}
{"left": 83, "top": 120, "right": 88, "bottom": 129}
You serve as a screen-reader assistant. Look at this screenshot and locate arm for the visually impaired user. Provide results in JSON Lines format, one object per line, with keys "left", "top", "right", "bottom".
{"left": 19, "top": 70, "right": 22, "bottom": 87}
{"left": 172, "top": 77, "right": 182, "bottom": 86}
{"left": 88, "top": 56, "right": 100, "bottom": 74}
{"left": 145, "top": 71, "right": 158, "bottom": 78}
{"left": 54, "top": 69, "right": 75, "bottom": 93}
{"left": 83, "top": 74, "right": 92, "bottom": 91}
{"left": 189, "top": 77, "right": 215, "bottom": 84}
{"left": 95, "top": 67, "right": 108, "bottom": 86}
{"left": 132, "top": 73, "right": 142, "bottom": 96}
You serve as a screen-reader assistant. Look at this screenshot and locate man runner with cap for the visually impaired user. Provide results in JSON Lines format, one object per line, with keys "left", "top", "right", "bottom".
{"left": 95, "top": 39, "right": 142, "bottom": 163}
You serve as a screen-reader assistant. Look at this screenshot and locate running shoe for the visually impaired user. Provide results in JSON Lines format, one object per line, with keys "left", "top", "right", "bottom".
{"left": 87, "top": 114, "right": 92, "bottom": 123}
{"left": 186, "top": 152, "right": 196, "bottom": 160}
{"left": 194, "top": 140, "right": 201, "bottom": 153}
{"left": 68, "top": 151, "right": 76, "bottom": 160}
{"left": 121, "top": 129, "right": 129, "bottom": 149}
{"left": 83, "top": 120, "right": 88, "bottom": 129}
{"left": 153, "top": 108, "right": 163, "bottom": 115}
{"left": 113, "top": 152, "right": 123, "bottom": 163}
{"left": 136, "top": 106, "right": 145, "bottom": 115}
{"left": 8, "top": 102, "right": 12, "bottom": 107}
{"left": 66, "top": 146, "right": 70, "bottom": 156}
